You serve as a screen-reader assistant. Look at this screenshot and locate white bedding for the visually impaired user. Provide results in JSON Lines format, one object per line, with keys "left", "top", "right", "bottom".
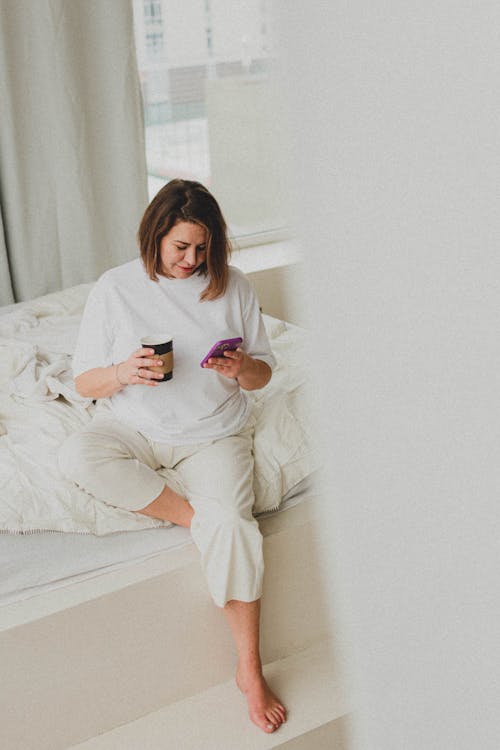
{"left": 0, "top": 282, "right": 317, "bottom": 537}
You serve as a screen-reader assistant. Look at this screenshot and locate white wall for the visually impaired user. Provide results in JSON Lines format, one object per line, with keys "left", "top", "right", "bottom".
{"left": 273, "top": 2, "right": 500, "bottom": 749}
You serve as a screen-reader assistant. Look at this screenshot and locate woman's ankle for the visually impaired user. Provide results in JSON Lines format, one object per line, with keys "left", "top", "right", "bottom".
{"left": 237, "top": 657, "right": 263, "bottom": 679}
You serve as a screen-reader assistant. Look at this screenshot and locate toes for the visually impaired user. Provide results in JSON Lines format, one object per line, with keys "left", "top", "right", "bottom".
{"left": 268, "top": 715, "right": 281, "bottom": 728}
{"left": 251, "top": 710, "right": 277, "bottom": 733}
{"left": 263, "top": 713, "right": 279, "bottom": 732}
{"left": 273, "top": 704, "right": 286, "bottom": 719}
{"left": 267, "top": 705, "right": 285, "bottom": 724}
{"left": 274, "top": 711, "right": 285, "bottom": 724}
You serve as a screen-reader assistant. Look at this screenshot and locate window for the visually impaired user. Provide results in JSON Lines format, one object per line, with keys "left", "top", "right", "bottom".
{"left": 132, "top": 0, "right": 286, "bottom": 242}
{"left": 145, "top": 31, "right": 164, "bottom": 57}
{"left": 144, "top": 0, "right": 162, "bottom": 24}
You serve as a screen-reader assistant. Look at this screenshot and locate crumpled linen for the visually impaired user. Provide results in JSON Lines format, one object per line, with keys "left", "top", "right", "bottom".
{"left": 10, "top": 348, "right": 93, "bottom": 407}
{"left": 0, "top": 282, "right": 318, "bottom": 535}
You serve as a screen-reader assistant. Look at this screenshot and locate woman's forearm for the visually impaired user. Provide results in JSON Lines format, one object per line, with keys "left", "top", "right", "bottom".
{"left": 75, "top": 364, "right": 125, "bottom": 399}
{"left": 76, "top": 357, "right": 271, "bottom": 398}
{"left": 236, "top": 358, "right": 272, "bottom": 391}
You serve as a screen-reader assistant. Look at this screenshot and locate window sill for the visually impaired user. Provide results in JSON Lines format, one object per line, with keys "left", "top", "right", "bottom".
{"left": 229, "top": 238, "right": 301, "bottom": 275}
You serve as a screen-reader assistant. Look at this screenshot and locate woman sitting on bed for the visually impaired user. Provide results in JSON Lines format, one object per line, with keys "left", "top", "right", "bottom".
{"left": 58, "top": 178, "right": 287, "bottom": 734}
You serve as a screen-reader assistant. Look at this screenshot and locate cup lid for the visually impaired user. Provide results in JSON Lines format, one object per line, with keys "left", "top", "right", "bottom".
{"left": 140, "top": 334, "right": 173, "bottom": 345}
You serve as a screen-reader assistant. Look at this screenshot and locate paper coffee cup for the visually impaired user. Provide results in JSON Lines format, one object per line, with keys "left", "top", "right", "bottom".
{"left": 140, "top": 335, "right": 173, "bottom": 382}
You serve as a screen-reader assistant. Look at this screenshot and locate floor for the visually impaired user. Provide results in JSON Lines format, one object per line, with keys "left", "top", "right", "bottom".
{"left": 67, "top": 639, "right": 349, "bottom": 750}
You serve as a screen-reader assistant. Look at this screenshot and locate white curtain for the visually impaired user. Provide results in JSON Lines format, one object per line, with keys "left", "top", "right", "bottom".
{"left": 0, "top": 0, "right": 148, "bottom": 304}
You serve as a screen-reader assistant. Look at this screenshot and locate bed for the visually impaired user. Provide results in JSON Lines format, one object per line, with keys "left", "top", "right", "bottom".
{"left": 0, "top": 280, "right": 327, "bottom": 750}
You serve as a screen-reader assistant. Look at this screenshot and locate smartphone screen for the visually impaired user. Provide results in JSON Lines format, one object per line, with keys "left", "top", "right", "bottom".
{"left": 200, "top": 337, "right": 243, "bottom": 367}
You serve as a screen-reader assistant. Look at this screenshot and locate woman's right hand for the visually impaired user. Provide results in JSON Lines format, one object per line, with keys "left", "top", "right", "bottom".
{"left": 116, "top": 348, "right": 164, "bottom": 386}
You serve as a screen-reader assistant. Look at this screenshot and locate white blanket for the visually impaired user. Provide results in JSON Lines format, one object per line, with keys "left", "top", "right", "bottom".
{"left": 0, "top": 283, "right": 318, "bottom": 535}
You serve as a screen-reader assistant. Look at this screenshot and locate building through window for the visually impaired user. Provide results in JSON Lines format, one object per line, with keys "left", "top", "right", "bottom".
{"left": 133, "top": 0, "right": 285, "bottom": 238}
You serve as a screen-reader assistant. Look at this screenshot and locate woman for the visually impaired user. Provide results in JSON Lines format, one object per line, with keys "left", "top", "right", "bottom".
{"left": 58, "top": 178, "right": 287, "bottom": 734}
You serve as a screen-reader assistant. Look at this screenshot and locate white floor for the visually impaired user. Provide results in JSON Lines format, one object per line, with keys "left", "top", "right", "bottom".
{"left": 68, "top": 639, "right": 348, "bottom": 750}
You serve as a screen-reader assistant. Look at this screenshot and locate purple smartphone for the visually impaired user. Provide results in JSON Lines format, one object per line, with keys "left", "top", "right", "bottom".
{"left": 200, "top": 337, "right": 243, "bottom": 367}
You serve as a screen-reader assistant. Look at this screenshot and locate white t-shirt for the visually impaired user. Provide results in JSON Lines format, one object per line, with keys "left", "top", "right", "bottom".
{"left": 72, "top": 259, "right": 276, "bottom": 445}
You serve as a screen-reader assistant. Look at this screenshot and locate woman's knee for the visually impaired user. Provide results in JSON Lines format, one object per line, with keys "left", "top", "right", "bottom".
{"left": 192, "top": 500, "right": 256, "bottom": 534}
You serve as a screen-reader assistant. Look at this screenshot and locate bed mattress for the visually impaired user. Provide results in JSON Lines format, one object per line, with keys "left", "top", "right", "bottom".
{"left": 0, "top": 477, "right": 311, "bottom": 606}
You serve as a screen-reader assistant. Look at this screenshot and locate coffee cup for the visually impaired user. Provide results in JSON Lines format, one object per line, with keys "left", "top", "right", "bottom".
{"left": 140, "top": 335, "right": 174, "bottom": 381}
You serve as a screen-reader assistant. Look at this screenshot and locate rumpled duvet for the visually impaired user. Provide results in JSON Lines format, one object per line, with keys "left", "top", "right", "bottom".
{"left": 0, "top": 282, "right": 318, "bottom": 535}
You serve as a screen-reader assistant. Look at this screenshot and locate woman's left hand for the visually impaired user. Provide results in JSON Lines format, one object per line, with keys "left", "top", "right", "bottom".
{"left": 202, "top": 347, "right": 250, "bottom": 379}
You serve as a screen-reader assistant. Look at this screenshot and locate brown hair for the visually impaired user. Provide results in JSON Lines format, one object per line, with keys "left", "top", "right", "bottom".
{"left": 138, "top": 178, "right": 231, "bottom": 301}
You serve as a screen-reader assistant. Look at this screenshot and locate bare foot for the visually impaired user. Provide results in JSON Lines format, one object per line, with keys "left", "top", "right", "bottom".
{"left": 236, "top": 666, "right": 287, "bottom": 734}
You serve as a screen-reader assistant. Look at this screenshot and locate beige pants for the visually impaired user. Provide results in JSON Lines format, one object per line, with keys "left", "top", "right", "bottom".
{"left": 57, "top": 412, "right": 263, "bottom": 608}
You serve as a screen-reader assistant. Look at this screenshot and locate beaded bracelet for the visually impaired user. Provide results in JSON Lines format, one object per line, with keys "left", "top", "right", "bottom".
{"left": 115, "top": 364, "right": 127, "bottom": 386}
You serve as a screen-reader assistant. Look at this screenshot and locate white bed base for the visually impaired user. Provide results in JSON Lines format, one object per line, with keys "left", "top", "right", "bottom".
{"left": 0, "top": 491, "right": 345, "bottom": 750}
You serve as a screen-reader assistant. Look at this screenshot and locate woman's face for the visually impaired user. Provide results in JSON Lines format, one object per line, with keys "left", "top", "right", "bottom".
{"left": 159, "top": 220, "right": 208, "bottom": 279}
